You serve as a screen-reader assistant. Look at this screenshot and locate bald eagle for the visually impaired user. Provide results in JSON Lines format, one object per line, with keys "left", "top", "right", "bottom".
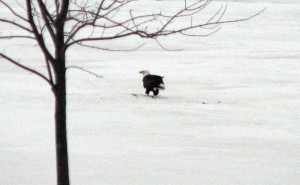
{"left": 139, "top": 70, "right": 165, "bottom": 96}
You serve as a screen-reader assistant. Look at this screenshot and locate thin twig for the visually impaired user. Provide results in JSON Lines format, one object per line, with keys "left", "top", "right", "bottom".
{"left": 66, "top": 65, "right": 103, "bottom": 78}
{"left": 0, "top": 35, "right": 35, "bottom": 39}
{"left": 0, "top": 19, "right": 32, "bottom": 32}
{"left": 155, "top": 39, "right": 183, "bottom": 51}
{"left": 75, "top": 42, "right": 145, "bottom": 52}
{"left": 0, "top": 0, "right": 28, "bottom": 21}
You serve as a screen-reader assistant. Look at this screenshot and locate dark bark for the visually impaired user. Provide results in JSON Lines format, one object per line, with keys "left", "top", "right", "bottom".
{"left": 52, "top": 2, "right": 70, "bottom": 181}
{"left": 52, "top": 2, "right": 70, "bottom": 183}
{"left": 53, "top": 60, "right": 70, "bottom": 185}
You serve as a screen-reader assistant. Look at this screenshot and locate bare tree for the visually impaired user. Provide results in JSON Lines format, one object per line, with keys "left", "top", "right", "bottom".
{"left": 0, "top": 0, "right": 265, "bottom": 185}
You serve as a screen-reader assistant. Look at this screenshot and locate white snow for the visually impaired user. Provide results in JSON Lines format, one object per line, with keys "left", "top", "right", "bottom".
{"left": 1, "top": 1, "right": 300, "bottom": 185}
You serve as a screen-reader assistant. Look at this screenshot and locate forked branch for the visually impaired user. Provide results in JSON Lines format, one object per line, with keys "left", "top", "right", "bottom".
{"left": 0, "top": 0, "right": 266, "bottom": 82}
{"left": 64, "top": 0, "right": 266, "bottom": 49}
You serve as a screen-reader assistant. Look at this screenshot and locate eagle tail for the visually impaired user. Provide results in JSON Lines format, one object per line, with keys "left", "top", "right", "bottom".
{"left": 159, "top": 83, "right": 165, "bottom": 90}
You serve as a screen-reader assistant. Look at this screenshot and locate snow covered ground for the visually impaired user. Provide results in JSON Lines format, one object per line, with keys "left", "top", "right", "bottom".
{"left": 1, "top": 1, "right": 300, "bottom": 185}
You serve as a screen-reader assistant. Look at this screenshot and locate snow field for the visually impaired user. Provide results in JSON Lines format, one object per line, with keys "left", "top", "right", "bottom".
{"left": 0, "top": 1, "right": 300, "bottom": 185}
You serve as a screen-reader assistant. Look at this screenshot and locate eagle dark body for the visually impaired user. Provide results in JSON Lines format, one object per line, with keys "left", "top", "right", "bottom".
{"left": 143, "top": 74, "right": 165, "bottom": 95}
{"left": 143, "top": 74, "right": 165, "bottom": 96}
{"left": 139, "top": 70, "right": 165, "bottom": 96}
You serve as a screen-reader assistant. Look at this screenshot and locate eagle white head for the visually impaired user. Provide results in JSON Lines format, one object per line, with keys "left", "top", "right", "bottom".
{"left": 139, "top": 70, "right": 150, "bottom": 77}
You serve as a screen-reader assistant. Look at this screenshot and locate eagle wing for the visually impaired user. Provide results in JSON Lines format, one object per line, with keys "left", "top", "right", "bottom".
{"left": 143, "top": 75, "right": 164, "bottom": 89}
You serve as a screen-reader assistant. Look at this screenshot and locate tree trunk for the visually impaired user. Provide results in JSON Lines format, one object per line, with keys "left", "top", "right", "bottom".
{"left": 53, "top": 64, "right": 70, "bottom": 185}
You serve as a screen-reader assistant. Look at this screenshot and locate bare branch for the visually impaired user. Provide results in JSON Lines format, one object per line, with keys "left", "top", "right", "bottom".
{"left": 64, "top": 1, "right": 132, "bottom": 44}
{"left": 155, "top": 39, "right": 183, "bottom": 52}
{"left": 0, "top": 52, "right": 52, "bottom": 86}
{"left": 55, "top": 0, "right": 60, "bottom": 14}
{"left": 13, "top": 0, "right": 27, "bottom": 11}
{"left": 75, "top": 41, "right": 145, "bottom": 52}
{"left": 26, "top": 0, "right": 55, "bottom": 63}
{"left": 153, "top": 7, "right": 267, "bottom": 38}
{"left": 37, "top": 0, "right": 55, "bottom": 43}
{"left": 66, "top": 32, "right": 136, "bottom": 48}
{"left": 59, "top": 0, "right": 70, "bottom": 21}
{"left": 180, "top": 26, "right": 221, "bottom": 37}
{"left": 216, "top": 4, "right": 228, "bottom": 23}
{"left": 0, "top": 35, "right": 35, "bottom": 39}
{"left": 67, "top": 5, "right": 265, "bottom": 47}
{"left": 44, "top": 56, "right": 54, "bottom": 84}
{"left": 129, "top": 10, "right": 138, "bottom": 31}
{"left": 207, "top": 5, "right": 225, "bottom": 24}
{"left": 0, "top": 0, "right": 266, "bottom": 86}
{"left": 66, "top": 65, "right": 103, "bottom": 78}
{"left": 0, "top": 18, "right": 32, "bottom": 32}
{"left": 0, "top": 0, "right": 28, "bottom": 21}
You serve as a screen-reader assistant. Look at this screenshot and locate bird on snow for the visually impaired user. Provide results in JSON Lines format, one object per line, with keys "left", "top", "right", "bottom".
{"left": 139, "top": 70, "right": 165, "bottom": 96}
